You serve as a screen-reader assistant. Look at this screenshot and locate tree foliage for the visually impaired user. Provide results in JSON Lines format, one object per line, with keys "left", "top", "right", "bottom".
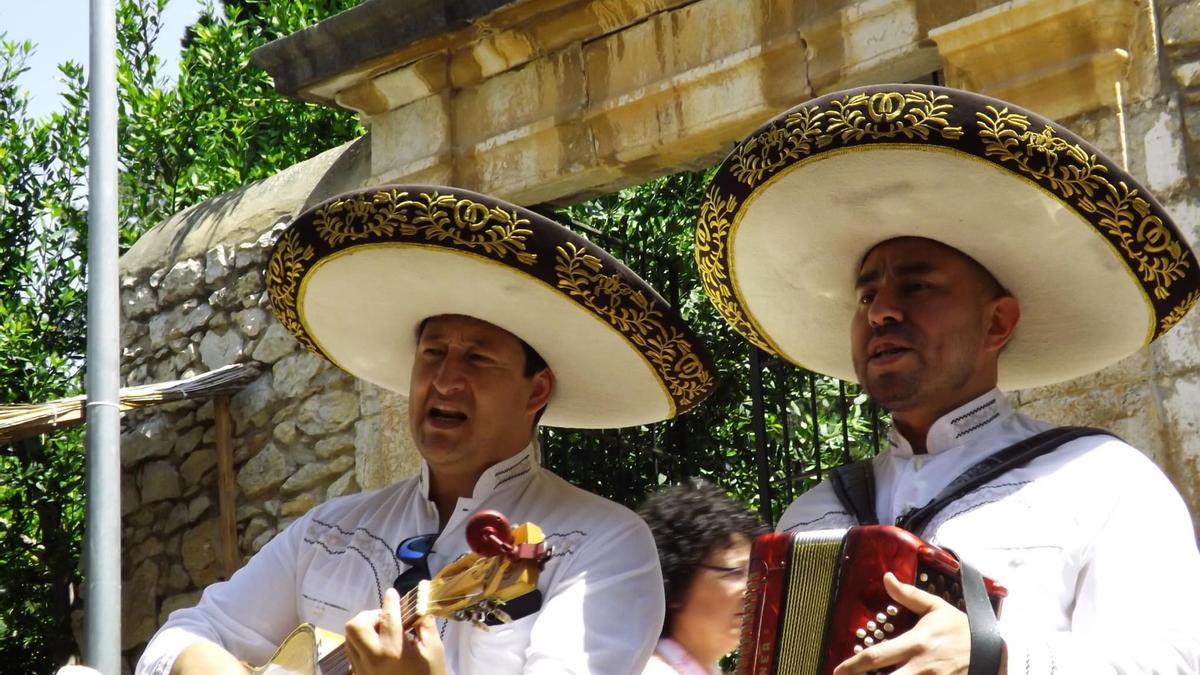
{"left": 0, "top": 0, "right": 359, "bottom": 669}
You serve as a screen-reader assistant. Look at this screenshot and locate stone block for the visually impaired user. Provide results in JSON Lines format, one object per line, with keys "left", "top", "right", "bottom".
{"left": 1153, "top": 307, "right": 1200, "bottom": 376}
{"left": 188, "top": 495, "right": 212, "bottom": 523}
{"left": 356, "top": 409, "right": 421, "bottom": 491}
{"left": 122, "top": 477, "right": 141, "bottom": 517}
{"left": 1142, "top": 98, "right": 1189, "bottom": 195}
{"left": 122, "top": 415, "right": 174, "bottom": 468}
{"left": 122, "top": 284, "right": 157, "bottom": 319}
{"left": 273, "top": 420, "right": 298, "bottom": 446}
{"left": 273, "top": 350, "right": 327, "bottom": 399}
{"left": 130, "top": 536, "right": 163, "bottom": 561}
{"left": 315, "top": 431, "right": 355, "bottom": 459}
{"left": 181, "top": 518, "right": 222, "bottom": 587}
{"left": 234, "top": 270, "right": 265, "bottom": 305}
{"left": 174, "top": 426, "right": 205, "bottom": 457}
{"left": 165, "top": 564, "right": 190, "bottom": 592}
{"left": 251, "top": 322, "right": 299, "bottom": 364}
{"left": 237, "top": 444, "right": 290, "bottom": 499}
{"left": 140, "top": 460, "right": 182, "bottom": 504}
{"left": 1163, "top": 0, "right": 1200, "bottom": 47}
{"left": 1016, "top": 348, "right": 1154, "bottom": 405}
{"left": 199, "top": 330, "right": 246, "bottom": 370}
{"left": 1175, "top": 61, "right": 1200, "bottom": 89}
{"left": 160, "top": 259, "right": 205, "bottom": 304}
{"left": 158, "top": 590, "right": 202, "bottom": 626}
{"left": 250, "top": 527, "right": 276, "bottom": 554}
{"left": 122, "top": 559, "right": 160, "bottom": 649}
{"left": 327, "top": 471, "right": 358, "bottom": 499}
{"left": 281, "top": 455, "right": 355, "bottom": 494}
{"left": 235, "top": 307, "right": 268, "bottom": 339}
{"left": 180, "top": 448, "right": 216, "bottom": 486}
{"left": 1159, "top": 374, "right": 1200, "bottom": 513}
{"left": 297, "top": 390, "right": 360, "bottom": 436}
{"left": 281, "top": 493, "right": 318, "bottom": 517}
{"left": 931, "top": 0, "right": 1140, "bottom": 121}
{"left": 453, "top": 45, "right": 587, "bottom": 149}
{"left": 205, "top": 244, "right": 233, "bottom": 286}
{"left": 231, "top": 371, "right": 274, "bottom": 433}
{"left": 179, "top": 303, "right": 215, "bottom": 336}
{"left": 371, "top": 92, "right": 453, "bottom": 181}
{"left": 242, "top": 517, "right": 271, "bottom": 550}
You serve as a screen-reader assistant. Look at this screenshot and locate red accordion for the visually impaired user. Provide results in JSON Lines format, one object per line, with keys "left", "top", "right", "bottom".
{"left": 736, "top": 526, "right": 1006, "bottom": 675}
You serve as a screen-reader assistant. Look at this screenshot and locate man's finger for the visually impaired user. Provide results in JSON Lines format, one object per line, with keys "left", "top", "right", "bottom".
{"left": 882, "top": 571, "right": 943, "bottom": 615}
{"left": 832, "top": 632, "right": 920, "bottom": 675}
{"left": 344, "top": 608, "right": 383, "bottom": 653}
{"left": 378, "top": 588, "right": 406, "bottom": 643}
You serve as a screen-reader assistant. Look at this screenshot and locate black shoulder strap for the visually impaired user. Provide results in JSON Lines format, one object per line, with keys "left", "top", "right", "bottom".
{"left": 829, "top": 458, "right": 879, "bottom": 525}
{"left": 896, "top": 425, "right": 1113, "bottom": 535}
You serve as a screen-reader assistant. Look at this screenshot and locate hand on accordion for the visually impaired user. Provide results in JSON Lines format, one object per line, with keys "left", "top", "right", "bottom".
{"left": 831, "top": 572, "right": 1003, "bottom": 675}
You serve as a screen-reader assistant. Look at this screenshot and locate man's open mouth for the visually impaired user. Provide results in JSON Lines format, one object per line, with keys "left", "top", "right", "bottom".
{"left": 428, "top": 407, "right": 468, "bottom": 424}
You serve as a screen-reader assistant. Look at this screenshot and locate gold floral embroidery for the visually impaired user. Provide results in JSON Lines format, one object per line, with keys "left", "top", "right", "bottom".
{"left": 1160, "top": 290, "right": 1200, "bottom": 334}
{"left": 266, "top": 229, "right": 318, "bottom": 352}
{"left": 555, "top": 242, "right": 714, "bottom": 411}
{"left": 730, "top": 106, "right": 828, "bottom": 186}
{"left": 694, "top": 185, "right": 772, "bottom": 352}
{"left": 825, "top": 90, "right": 963, "bottom": 143}
{"left": 977, "top": 107, "right": 1190, "bottom": 305}
{"left": 314, "top": 190, "right": 538, "bottom": 266}
{"left": 314, "top": 189, "right": 413, "bottom": 246}
{"left": 976, "top": 107, "right": 1102, "bottom": 198}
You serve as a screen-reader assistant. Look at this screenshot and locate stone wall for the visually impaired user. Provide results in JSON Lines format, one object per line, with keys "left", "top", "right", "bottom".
{"left": 116, "top": 143, "right": 421, "bottom": 664}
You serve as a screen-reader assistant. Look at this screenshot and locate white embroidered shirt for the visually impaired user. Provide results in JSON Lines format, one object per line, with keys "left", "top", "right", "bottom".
{"left": 776, "top": 390, "right": 1200, "bottom": 674}
{"left": 137, "top": 446, "right": 664, "bottom": 674}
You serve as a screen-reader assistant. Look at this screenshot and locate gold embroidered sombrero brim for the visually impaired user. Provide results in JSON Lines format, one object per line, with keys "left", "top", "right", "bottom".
{"left": 696, "top": 84, "right": 1199, "bottom": 390}
{"left": 267, "top": 185, "right": 715, "bottom": 428}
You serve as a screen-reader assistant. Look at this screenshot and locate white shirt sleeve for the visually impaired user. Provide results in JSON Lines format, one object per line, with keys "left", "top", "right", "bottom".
{"left": 521, "top": 514, "right": 665, "bottom": 674}
{"left": 134, "top": 515, "right": 309, "bottom": 675}
{"left": 1000, "top": 450, "right": 1200, "bottom": 674}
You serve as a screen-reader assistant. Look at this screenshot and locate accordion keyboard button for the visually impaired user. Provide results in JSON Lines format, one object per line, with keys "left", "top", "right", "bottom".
{"left": 856, "top": 628, "right": 867, "bottom": 639}
{"left": 876, "top": 612, "right": 887, "bottom": 623}
{"left": 866, "top": 621, "right": 877, "bottom": 631}
{"left": 886, "top": 605, "right": 899, "bottom": 616}
{"left": 873, "top": 630, "right": 885, "bottom": 640}
{"left": 884, "top": 623, "right": 895, "bottom": 633}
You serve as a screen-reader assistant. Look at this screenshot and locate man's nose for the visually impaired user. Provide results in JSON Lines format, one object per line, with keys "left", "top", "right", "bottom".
{"left": 866, "top": 290, "right": 903, "bottom": 326}
{"left": 431, "top": 356, "right": 466, "bottom": 393}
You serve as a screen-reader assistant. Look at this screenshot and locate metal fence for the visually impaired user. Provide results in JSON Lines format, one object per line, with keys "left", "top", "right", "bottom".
{"left": 536, "top": 211, "right": 885, "bottom": 525}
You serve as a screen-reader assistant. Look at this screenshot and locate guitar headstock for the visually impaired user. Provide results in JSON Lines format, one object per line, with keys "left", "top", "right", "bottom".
{"left": 412, "top": 514, "right": 549, "bottom": 627}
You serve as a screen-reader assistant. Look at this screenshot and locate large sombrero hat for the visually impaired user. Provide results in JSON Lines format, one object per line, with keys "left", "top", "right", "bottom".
{"left": 267, "top": 184, "right": 715, "bottom": 428}
{"left": 696, "top": 84, "right": 1200, "bottom": 390}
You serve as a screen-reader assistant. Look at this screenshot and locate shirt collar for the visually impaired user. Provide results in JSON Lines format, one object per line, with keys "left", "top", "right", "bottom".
{"left": 886, "top": 388, "right": 1012, "bottom": 456}
{"left": 655, "top": 637, "right": 720, "bottom": 675}
{"left": 418, "top": 442, "right": 540, "bottom": 502}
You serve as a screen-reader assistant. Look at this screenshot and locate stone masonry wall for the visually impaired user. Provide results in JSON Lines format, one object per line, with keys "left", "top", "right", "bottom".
{"left": 117, "top": 219, "right": 419, "bottom": 664}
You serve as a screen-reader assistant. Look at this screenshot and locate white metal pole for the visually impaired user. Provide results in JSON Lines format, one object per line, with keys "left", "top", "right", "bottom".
{"left": 84, "top": 0, "right": 121, "bottom": 670}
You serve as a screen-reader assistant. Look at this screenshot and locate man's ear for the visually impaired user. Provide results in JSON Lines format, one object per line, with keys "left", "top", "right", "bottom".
{"left": 984, "top": 295, "right": 1020, "bottom": 353}
{"left": 526, "top": 368, "right": 554, "bottom": 418}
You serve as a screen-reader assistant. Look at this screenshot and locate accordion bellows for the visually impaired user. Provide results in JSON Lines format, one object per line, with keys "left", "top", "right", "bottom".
{"left": 737, "top": 526, "right": 1006, "bottom": 675}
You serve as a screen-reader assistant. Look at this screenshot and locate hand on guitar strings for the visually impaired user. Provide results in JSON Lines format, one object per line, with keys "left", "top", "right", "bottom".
{"left": 344, "top": 587, "right": 448, "bottom": 675}
{"left": 832, "top": 572, "right": 1008, "bottom": 675}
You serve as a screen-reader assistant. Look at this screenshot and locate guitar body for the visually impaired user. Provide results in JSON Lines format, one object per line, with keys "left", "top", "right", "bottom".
{"left": 250, "top": 515, "right": 546, "bottom": 675}
{"left": 250, "top": 624, "right": 344, "bottom": 674}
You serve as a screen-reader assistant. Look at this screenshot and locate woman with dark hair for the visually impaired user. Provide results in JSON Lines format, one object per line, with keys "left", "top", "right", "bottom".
{"left": 637, "top": 479, "right": 769, "bottom": 674}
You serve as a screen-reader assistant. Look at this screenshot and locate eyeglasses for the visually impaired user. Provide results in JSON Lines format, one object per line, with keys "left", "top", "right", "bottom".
{"left": 697, "top": 563, "right": 749, "bottom": 581}
{"left": 393, "top": 533, "right": 437, "bottom": 595}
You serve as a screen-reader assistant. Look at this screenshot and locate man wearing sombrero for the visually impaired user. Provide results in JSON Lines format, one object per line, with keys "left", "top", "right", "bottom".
{"left": 137, "top": 185, "right": 716, "bottom": 674}
{"left": 697, "top": 85, "right": 1200, "bottom": 673}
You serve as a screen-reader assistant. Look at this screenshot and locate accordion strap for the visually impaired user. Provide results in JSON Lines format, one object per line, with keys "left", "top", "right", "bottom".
{"left": 941, "top": 547, "right": 1003, "bottom": 675}
{"left": 831, "top": 425, "right": 1112, "bottom": 534}
{"left": 829, "top": 458, "right": 878, "bottom": 525}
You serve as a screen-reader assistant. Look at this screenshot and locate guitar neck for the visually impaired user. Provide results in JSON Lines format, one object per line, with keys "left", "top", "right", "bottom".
{"left": 315, "top": 586, "right": 425, "bottom": 675}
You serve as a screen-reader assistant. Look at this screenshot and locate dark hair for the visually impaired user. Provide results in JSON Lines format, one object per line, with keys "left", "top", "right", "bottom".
{"left": 636, "top": 479, "right": 768, "bottom": 636}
